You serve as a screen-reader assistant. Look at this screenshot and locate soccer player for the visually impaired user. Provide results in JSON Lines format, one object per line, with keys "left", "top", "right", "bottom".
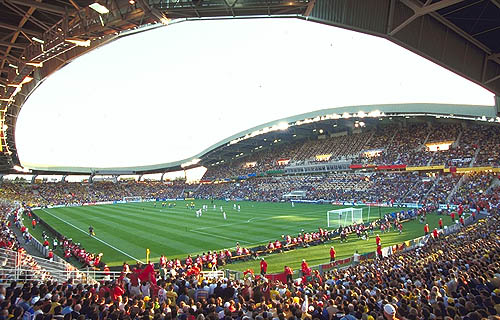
{"left": 223, "top": 211, "right": 227, "bottom": 220}
{"left": 31, "top": 219, "right": 36, "bottom": 229}
{"left": 233, "top": 204, "right": 237, "bottom": 210}
{"left": 439, "top": 218, "right": 443, "bottom": 229}
{"left": 196, "top": 209, "right": 202, "bottom": 217}
{"left": 424, "top": 223, "right": 429, "bottom": 236}
{"left": 260, "top": 258, "right": 267, "bottom": 276}
{"left": 291, "top": 201, "right": 295, "bottom": 208}
{"left": 329, "top": 246, "right": 336, "bottom": 262}
{"left": 220, "top": 206, "right": 223, "bottom": 212}
{"left": 89, "top": 226, "right": 95, "bottom": 236}
{"left": 237, "top": 205, "right": 240, "bottom": 212}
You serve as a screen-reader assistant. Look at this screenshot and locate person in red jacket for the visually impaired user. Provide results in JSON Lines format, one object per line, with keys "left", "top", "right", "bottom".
{"left": 31, "top": 219, "right": 36, "bottom": 229}
{"left": 432, "top": 228, "right": 439, "bottom": 239}
{"left": 301, "top": 259, "right": 311, "bottom": 276}
{"left": 459, "top": 216, "right": 465, "bottom": 227}
{"left": 450, "top": 211, "right": 455, "bottom": 222}
{"left": 284, "top": 265, "right": 293, "bottom": 283}
{"left": 376, "top": 244, "right": 382, "bottom": 260}
{"left": 438, "top": 218, "right": 443, "bottom": 230}
{"left": 424, "top": 224, "right": 430, "bottom": 236}
{"left": 47, "top": 250, "right": 54, "bottom": 261}
{"left": 375, "top": 234, "right": 381, "bottom": 246}
{"left": 329, "top": 246, "right": 336, "bottom": 262}
{"left": 260, "top": 258, "right": 268, "bottom": 275}
{"left": 113, "top": 283, "right": 125, "bottom": 301}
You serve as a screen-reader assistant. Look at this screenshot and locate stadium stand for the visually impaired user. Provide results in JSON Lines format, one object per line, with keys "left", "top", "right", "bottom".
{"left": 0, "top": 207, "right": 497, "bottom": 320}
{"left": 0, "top": 120, "right": 499, "bottom": 320}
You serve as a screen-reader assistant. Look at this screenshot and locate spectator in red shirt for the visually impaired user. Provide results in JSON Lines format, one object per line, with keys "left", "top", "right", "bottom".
{"left": 260, "top": 258, "right": 267, "bottom": 275}
{"left": 329, "top": 246, "right": 336, "bottom": 262}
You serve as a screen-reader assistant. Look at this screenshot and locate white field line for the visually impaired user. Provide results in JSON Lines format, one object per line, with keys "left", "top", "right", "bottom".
{"left": 41, "top": 209, "right": 143, "bottom": 263}
{"left": 190, "top": 209, "right": 325, "bottom": 232}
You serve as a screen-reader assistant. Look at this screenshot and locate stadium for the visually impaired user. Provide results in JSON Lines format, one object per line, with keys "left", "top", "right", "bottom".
{"left": 0, "top": 1, "right": 500, "bottom": 320}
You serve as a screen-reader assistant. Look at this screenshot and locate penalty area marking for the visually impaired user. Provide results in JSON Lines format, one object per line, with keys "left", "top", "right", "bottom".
{"left": 40, "top": 208, "right": 143, "bottom": 263}
{"left": 192, "top": 209, "right": 325, "bottom": 231}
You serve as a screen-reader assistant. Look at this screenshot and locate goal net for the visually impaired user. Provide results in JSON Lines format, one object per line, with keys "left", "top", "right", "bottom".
{"left": 327, "top": 207, "right": 364, "bottom": 228}
{"left": 123, "top": 196, "right": 143, "bottom": 203}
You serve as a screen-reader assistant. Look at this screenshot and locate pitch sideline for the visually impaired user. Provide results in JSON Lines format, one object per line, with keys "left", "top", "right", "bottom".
{"left": 40, "top": 208, "right": 143, "bottom": 263}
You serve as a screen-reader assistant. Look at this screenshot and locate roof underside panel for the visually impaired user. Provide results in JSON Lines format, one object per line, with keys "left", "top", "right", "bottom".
{"left": 308, "top": 0, "right": 500, "bottom": 95}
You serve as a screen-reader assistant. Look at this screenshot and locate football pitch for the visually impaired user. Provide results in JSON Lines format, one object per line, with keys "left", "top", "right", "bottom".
{"left": 27, "top": 200, "right": 453, "bottom": 273}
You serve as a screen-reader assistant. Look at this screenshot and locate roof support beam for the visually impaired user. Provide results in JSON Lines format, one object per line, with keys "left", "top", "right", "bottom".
{"left": 389, "top": 0, "right": 466, "bottom": 36}
{"left": 0, "top": 40, "right": 26, "bottom": 49}
{"left": 0, "top": 21, "right": 41, "bottom": 37}
{"left": 428, "top": 11, "right": 491, "bottom": 54}
{"left": 484, "top": 73, "right": 500, "bottom": 85}
{"left": 137, "top": 0, "right": 165, "bottom": 22}
{"left": 4, "top": 0, "right": 73, "bottom": 15}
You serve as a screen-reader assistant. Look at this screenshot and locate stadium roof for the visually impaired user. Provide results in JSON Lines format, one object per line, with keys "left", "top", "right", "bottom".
{"left": 19, "top": 102, "right": 498, "bottom": 175}
{"left": 0, "top": 0, "right": 499, "bottom": 174}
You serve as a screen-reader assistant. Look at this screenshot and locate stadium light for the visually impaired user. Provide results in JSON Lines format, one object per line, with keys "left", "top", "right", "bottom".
{"left": 181, "top": 158, "right": 201, "bottom": 168}
{"left": 26, "top": 62, "right": 43, "bottom": 68}
{"left": 276, "top": 122, "right": 289, "bottom": 130}
{"left": 357, "top": 111, "right": 366, "bottom": 118}
{"left": 31, "top": 37, "right": 44, "bottom": 44}
{"left": 89, "top": 2, "right": 110, "bottom": 14}
{"left": 160, "top": 17, "right": 171, "bottom": 25}
{"left": 13, "top": 165, "right": 31, "bottom": 173}
{"left": 21, "top": 76, "right": 33, "bottom": 85}
{"left": 66, "top": 38, "right": 91, "bottom": 47}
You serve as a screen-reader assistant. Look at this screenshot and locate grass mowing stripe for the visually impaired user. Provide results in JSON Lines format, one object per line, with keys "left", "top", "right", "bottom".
{"left": 189, "top": 229, "right": 252, "bottom": 244}
{"left": 67, "top": 206, "right": 206, "bottom": 256}
{"left": 34, "top": 200, "right": 417, "bottom": 267}
{"left": 40, "top": 208, "right": 143, "bottom": 262}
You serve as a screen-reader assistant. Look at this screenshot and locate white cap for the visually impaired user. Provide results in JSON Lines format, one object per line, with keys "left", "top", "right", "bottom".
{"left": 384, "top": 304, "right": 395, "bottom": 315}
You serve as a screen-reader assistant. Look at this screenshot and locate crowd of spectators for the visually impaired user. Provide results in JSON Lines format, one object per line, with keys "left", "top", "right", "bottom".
{"left": 0, "top": 181, "right": 186, "bottom": 207}
{"left": 203, "top": 121, "right": 500, "bottom": 180}
{"left": 0, "top": 208, "right": 498, "bottom": 320}
{"left": 2, "top": 170, "right": 498, "bottom": 208}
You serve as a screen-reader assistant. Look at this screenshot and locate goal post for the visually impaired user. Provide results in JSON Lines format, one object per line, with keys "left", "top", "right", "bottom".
{"left": 123, "top": 196, "right": 143, "bottom": 203}
{"left": 327, "top": 207, "right": 364, "bottom": 228}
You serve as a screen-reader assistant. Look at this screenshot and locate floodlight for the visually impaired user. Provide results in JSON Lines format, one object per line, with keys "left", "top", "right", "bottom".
{"left": 26, "top": 62, "right": 43, "bottom": 68}
{"left": 32, "top": 37, "right": 44, "bottom": 44}
{"left": 276, "top": 122, "right": 289, "bottom": 130}
{"left": 89, "top": 2, "right": 110, "bottom": 14}
{"left": 21, "top": 76, "right": 33, "bottom": 85}
{"left": 65, "top": 38, "right": 91, "bottom": 47}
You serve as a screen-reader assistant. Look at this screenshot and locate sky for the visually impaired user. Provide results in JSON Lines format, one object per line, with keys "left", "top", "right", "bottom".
{"left": 15, "top": 18, "right": 495, "bottom": 170}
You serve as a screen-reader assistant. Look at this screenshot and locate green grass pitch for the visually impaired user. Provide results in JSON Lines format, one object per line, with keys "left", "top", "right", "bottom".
{"left": 26, "top": 200, "right": 455, "bottom": 273}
